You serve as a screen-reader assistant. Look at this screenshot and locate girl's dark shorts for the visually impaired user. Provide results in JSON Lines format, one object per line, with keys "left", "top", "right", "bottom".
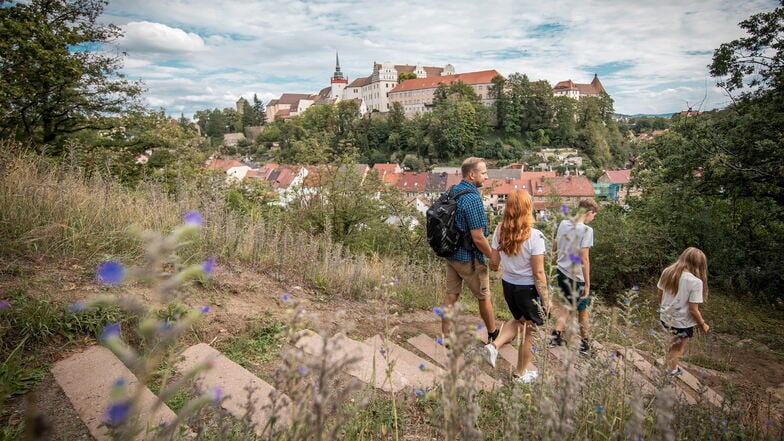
{"left": 502, "top": 280, "right": 544, "bottom": 326}
{"left": 660, "top": 320, "right": 694, "bottom": 338}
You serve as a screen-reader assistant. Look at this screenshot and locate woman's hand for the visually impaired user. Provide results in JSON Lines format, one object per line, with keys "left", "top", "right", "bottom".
{"left": 700, "top": 322, "right": 710, "bottom": 333}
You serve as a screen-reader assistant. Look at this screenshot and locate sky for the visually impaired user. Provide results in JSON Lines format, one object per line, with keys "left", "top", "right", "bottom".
{"left": 98, "top": 0, "right": 778, "bottom": 118}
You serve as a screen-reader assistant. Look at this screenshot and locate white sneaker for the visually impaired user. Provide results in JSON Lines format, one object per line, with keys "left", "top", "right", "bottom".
{"left": 514, "top": 369, "right": 539, "bottom": 384}
{"left": 484, "top": 343, "right": 498, "bottom": 368}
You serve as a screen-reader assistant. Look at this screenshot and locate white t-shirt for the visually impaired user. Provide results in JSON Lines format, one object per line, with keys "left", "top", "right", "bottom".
{"left": 658, "top": 271, "right": 704, "bottom": 328}
{"left": 555, "top": 220, "right": 594, "bottom": 282}
{"left": 491, "top": 226, "right": 546, "bottom": 285}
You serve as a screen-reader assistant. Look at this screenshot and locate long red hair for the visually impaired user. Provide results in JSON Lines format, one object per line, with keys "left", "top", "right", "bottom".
{"left": 498, "top": 189, "right": 534, "bottom": 256}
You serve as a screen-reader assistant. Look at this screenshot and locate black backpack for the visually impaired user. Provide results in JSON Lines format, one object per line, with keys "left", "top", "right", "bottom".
{"left": 426, "top": 186, "right": 474, "bottom": 258}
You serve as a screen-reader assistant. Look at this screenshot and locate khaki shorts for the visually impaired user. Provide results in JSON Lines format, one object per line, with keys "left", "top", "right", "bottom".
{"left": 445, "top": 259, "right": 490, "bottom": 300}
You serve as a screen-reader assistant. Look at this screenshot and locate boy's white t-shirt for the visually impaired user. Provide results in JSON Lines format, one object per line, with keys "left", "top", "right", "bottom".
{"left": 555, "top": 219, "right": 594, "bottom": 282}
{"left": 491, "top": 227, "right": 546, "bottom": 285}
{"left": 658, "top": 271, "right": 704, "bottom": 328}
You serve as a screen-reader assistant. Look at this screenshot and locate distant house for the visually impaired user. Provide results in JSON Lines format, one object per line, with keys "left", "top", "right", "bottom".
{"left": 388, "top": 69, "right": 502, "bottom": 116}
{"left": 206, "top": 158, "right": 244, "bottom": 172}
{"left": 553, "top": 74, "right": 606, "bottom": 100}
{"left": 265, "top": 93, "right": 318, "bottom": 122}
{"left": 597, "top": 169, "right": 638, "bottom": 203}
{"left": 396, "top": 171, "right": 429, "bottom": 197}
{"left": 371, "top": 163, "right": 403, "bottom": 186}
{"left": 223, "top": 132, "right": 246, "bottom": 147}
{"left": 530, "top": 176, "right": 595, "bottom": 210}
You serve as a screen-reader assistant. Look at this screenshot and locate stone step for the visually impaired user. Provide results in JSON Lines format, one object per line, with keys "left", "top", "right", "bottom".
{"left": 51, "top": 345, "right": 177, "bottom": 441}
{"left": 405, "top": 334, "right": 498, "bottom": 390}
{"left": 477, "top": 325, "right": 537, "bottom": 373}
{"left": 363, "top": 335, "right": 444, "bottom": 389}
{"left": 176, "top": 343, "right": 290, "bottom": 434}
{"left": 593, "top": 342, "right": 658, "bottom": 399}
{"left": 654, "top": 357, "right": 724, "bottom": 407}
{"left": 296, "top": 330, "right": 408, "bottom": 392}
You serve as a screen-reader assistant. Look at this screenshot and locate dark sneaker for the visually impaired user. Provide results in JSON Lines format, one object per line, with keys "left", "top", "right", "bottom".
{"left": 579, "top": 339, "right": 591, "bottom": 355}
{"left": 487, "top": 328, "right": 500, "bottom": 345}
{"left": 549, "top": 331, "right": 565, "bottom": 348}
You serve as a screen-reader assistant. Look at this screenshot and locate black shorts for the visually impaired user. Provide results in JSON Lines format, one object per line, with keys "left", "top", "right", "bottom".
{"left": 660, "top": 320, "right": 694, "bottom": 338}
{"left": 502, "top": 280, "right": 544, "bottom": 326}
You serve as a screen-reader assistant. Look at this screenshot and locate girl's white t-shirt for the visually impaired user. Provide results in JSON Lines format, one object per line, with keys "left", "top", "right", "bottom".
{"left": 491, "top": 227, "right": 546, "bottom": 285}
{"left": 658, "top": 271, "right": 704, "bottom": 328}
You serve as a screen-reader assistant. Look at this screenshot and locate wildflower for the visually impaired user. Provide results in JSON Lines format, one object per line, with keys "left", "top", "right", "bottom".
{"left": 560, "top": 204, "right": 569, "bottom": 214}
{"left": 68, "top": 301, "right": 86, "bottom": 313}
{"left": 623, "top": 298, "right": 630, "bottom": 305}
{"left": 0, "top": 300, "right": 9, "bottom": 310}
{"left": 568, "top": 253, "right": 581, "bottom": 264}
{"left": 96, "top": 261, "right": 125, "bottom": 285}
{"left": 100, "top": 323, "right": 122, "bottom": 343}
{"left": 532, "top": 345, "right": 539, "bottom": 352}
{"left": 202, "top": 256, "right": 216, "bottom": 274}
{"left": 113, "top": 378, "right": 126, "bottom": 388}
{"left": 415, "top": 389, "right": 425, "bottom": 397}
{"left": 596, "top": 405, "right": 604, "bottom": 414}
{"left": 298, "top": 366, "right": 308, "bottom": 375}
{"left": 632, "top": 285, "right": 640, "bottom": 291}
{"left": 158, "top": 321, "right": 173, "bottom": 331}
{"left": 476, "top": 324, "right": 484, "bottom": 330}
{"left": 211, "top": 387, "right": 223, "bottom": 403}
{"left": 419, "top": 363, "right": 426, "bottom": 371}
{"left": 433, "top": 307, "right": 444, "bottom": 318}
{"left": 392, "top": 277, "right": 399, "bottom": 284}
{"left": 183, "top": 211, "right": 203, "bottom": 226}
{"left": 281, "top": 293, "right": 290, "bottom": 301}
{"left": 379, "top": 348, "right": 387, "bottom": 356}
{"left": 436, "top": 336, "right": 444, "bottom": 346}
{"left": 199, "top": 305, "right": 211, "bottom": 314}
{"left": 105, "top": 400, "right": 131, "bottom": 427}
{"left": 765, "top": 419, "right": 775, "bottom": 426}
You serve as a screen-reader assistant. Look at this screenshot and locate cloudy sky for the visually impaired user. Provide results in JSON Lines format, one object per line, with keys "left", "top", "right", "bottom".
{"left": 100, "top": 0, "right": 777, "bottom": 117}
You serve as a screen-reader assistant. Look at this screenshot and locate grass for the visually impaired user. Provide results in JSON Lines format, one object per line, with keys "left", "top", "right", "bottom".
{"left": 217, "top": 317, "right": 285, "bottom": 372}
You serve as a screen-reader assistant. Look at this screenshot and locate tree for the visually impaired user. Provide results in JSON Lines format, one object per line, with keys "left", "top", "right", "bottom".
{"left": 0, "top": 0, "right": 143, "bottom": 148}
{"left": 397, "top": 72, "right": 417, "bottom": 83}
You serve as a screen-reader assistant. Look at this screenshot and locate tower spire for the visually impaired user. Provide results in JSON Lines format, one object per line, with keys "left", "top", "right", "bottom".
{"left": 333, "top": 51, "right": 344, "bottom": 80}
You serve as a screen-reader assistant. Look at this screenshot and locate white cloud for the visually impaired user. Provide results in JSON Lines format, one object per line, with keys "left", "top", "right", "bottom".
{"left": 119, "top": 21, "right": 205, "bottom": 54}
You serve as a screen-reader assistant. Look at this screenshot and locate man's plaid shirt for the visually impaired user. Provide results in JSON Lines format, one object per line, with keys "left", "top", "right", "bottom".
{"left": 448, "top": 179, "right": 487, "bottom": 264}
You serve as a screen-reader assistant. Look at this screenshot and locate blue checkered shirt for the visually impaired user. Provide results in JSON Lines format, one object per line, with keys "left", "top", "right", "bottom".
{"left": 448, "top": 180, "right": 487, "bottom": 263}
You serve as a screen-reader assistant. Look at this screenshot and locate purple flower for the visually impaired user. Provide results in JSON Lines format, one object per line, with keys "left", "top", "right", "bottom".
{"left": 632, "top": 285, "right": 640, "bottom": 291}
{"left": 392, "top": 277, "right": 399, "bottom": 284}
{"left": 596, "top": 405, "right": 604, "bottom": 414}
{"left": 379, "top": 348, "right": 387, "bottom": 356}
{"left": 96, "top": 261, "right": 125, "bottom": 285}
{"left": 200, "top": 305, "right": 211, "bottom": 314}
{"left": 101, "top": 323, "right": 122, "bottom": 342}
{"left": 183, "top": 211, "right": 203, "bottom": 226}
{"left": 476, "top": 324, "right": 485, "bottom": 331}
{"left": 105, "top": 400, "right": 131, "bottom": 427}
{"left": 281, "top": 293, "right": 290, "bottom": 301}
{"left": 532, "top": 346, "right": 539, "bottom": 352}
{"left": 414, "top": 389, "right": 425, "bottom": 397}
{"left": 436, "top": 336, "right": 444, "bottom": 346}
{"left": 433, "top": 307, "right": 445, "bottom": 318}
{"left": 298, "top": 366, "right": 308, "bottom": 375}
{"left": 765, "top": 419, "right": 775, "bottom": 426}
{"left": 68, "top": 301, "right": 86, "bottom": 313}
{"left": 560, "top": 204, "right": 569, "bottom": 214}
{"left": 419, "top": 363, "right": 426, "bottom": 371}
{"left": 202, "top": 256, "right": 216, "bottom": 274}
{"left": 211, "top": 387, "right": 223, "bottom": 403}
{"left": 113, "top": 378, "right": 126, "bottom": 388}
{"left": 158, "top": 321, "right": 173, "bottom": 331}
{"left": 568, "top": 253, "right": 581, "bottom": 265}
{"left": 0, "top": 300, "right": 10, "bottom": 310}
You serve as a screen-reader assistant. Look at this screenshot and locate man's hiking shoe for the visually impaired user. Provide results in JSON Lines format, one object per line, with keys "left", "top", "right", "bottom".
{"left": 668, "top": 367, "right": 684, "bottom": 376}
{"left": 483, "top": 344, "right": 498, "bottom": 368}
{"left": 579, "top": 339, "right": 591, "bottom": 355}
{"left": 549, "top": 330, "right": 565, "bottom": 348}
{"left": 487, "top": 328, "right": 500, "bottom": 344}
{"left": 513, "top": 370, "right": 538, "bottom": 384}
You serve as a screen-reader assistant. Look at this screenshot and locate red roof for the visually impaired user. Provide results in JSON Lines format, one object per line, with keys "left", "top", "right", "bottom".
{"left": 389, "top": 70, "right": 502, "bottom": 94}
{"left": 206, "top": 159, "right": 243, "bottom": 171}
{"left": 603, "top": 169, "right": 631, "bottom": 185}
{"left": 396, "top": 171, "right": 428, "bottom": 191}
{"left": 534, "top": 176, "right": 595, "bottom": 197}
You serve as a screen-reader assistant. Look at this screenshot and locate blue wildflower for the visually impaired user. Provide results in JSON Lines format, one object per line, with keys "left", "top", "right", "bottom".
{"left": 158, "top": 321, "right": 173, "bottom": 331}
{"left": 211, "top": 387, "right": 223, "bottom": 403}
{"left": 560, "top": 204, "right": 569, "bottom": 214}
{"left": 436, "top": 336, "right": 444, "bottom": 346}
{"left": 415, "top": 389, "right": 425, "bottom": 397}
{"left": 105, "top": 400, "right": 131, "bottom": 427}
{"left": 298, "top": 366, "right": 308, "bottom": 375}
{"left": 532, "top": 345, "right": 539, "bottom": 352}
{"left": 113, "top": 378, "right": 126, "bottom": 387}
{"left": 632, "top": 285, "right": 640, "bottom": 291}
{"left": 596, "top": 405, "right": 604, "bottom": 414}
{"left": 96, "top": 261, "right": 125, "bottom": 285}
{"left": 765, "top": 419, "right": 775, "bottom": 426}
{"left": 392, "top": 277, "right": 399, "bottom": 284}
{"left": 380, "top": 348, "right": 387, "bottom": 356}
{"left": 202, "top": 256, "right": 216, "bottom": 274}
{"left": 476, "top": 324, "right": 484, "bottom": 331}
{"left": 433, "top": 306, "right": 444, "bottom": 318}
{"left": 282, "top": 293, "right": 290, "bottom": 301}
{"left": 68, "top": 301, "right": 86, "bottom": 313}
{"left": 200, "top": 305, "right": 211, "bottom": 314}
{"left": 568, "top": 253, "right": 581, "bottom": 264}
{"left": 183, "top": 211, "right": 203, "bottom": 226}
{"left": 0, "top": 300, "right": 10, "bottom": 310}
{"left": 101, "top": 323, "right": 122, "bottom": 342}
{"left": 419, "top": 363, "right": 426, "bottom": 371}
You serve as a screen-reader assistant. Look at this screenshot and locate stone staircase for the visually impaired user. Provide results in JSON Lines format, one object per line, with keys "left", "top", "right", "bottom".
{"left": 51, "top": 330, "right": 724, "bottom": 439}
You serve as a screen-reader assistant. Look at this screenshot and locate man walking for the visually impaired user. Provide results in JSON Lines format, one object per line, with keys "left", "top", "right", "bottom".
{"left": 550, "top": 198, "right": 600, "bottom": 354}
{"left": 441, "top": 157, "right": 499, "bottom": 344}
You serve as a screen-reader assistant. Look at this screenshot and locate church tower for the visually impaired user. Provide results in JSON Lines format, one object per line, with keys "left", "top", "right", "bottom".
{"left": 330, "top": 52, "right": 348, "bottom": 100}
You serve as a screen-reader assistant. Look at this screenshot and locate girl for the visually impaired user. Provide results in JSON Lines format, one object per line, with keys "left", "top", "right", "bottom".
{"left": 484, "top": 190, "right": 550, "bottom": 383}
{"left": 658, "top": 247, "right": 710, "bottom": 375}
